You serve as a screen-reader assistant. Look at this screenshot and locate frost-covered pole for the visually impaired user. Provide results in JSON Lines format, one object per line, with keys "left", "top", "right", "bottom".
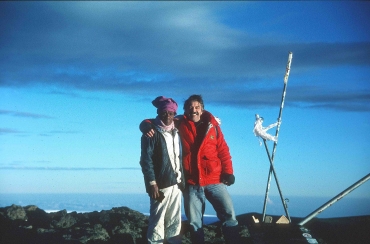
{"left": 262, "top": 52, "right": 293, "bottom": 222}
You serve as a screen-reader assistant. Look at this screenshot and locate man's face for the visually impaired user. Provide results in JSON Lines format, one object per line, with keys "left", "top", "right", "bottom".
{"left": 159, "top": 111, "right": 175, "bottom": 126}
{"left": 185, "top": 101, "right": 203, "bottom": 122}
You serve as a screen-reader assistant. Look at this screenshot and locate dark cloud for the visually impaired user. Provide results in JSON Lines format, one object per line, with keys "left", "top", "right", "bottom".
{"left": 0, "top": 128, "right": 24, "bottom": 135}
{"left": 1, "top": 1, "right": 369, "bottom": 112}
{"left": 287, "top": 86, "right": 370, "bottom": 112}
{"left": 291, "top": 42, "right": 370, "bottom": 68}
{"left": 38, "top": 130, "right": 82, "bottom": 137}
{"left": 201, "top": 85, "right": 370, "bottom": 112}
{"left": 47, "top": 130, "right": 80, "bottom": 134}
{"left": 0, "top": 109, "right": 54, "bottom": 119}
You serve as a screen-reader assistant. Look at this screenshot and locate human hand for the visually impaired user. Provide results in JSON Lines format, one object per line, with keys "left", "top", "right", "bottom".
{"left": 221, "top": 173, "right": 235, "bottom": 186}
{"left": 150, "top": 184, "right": 160, "bottom": 199}
{"left": 146, "top": 129, "right": 155, "bottom": 138}
{"left": 150, "top": 184, "right": 165, "bottom": 202}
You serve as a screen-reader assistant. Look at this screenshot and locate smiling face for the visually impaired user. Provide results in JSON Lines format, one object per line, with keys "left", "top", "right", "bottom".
{"left": 185, "top": 101, "right": 203, "bottom": 122}
{"left": 159, "top": 110, "right": 176, "bottom": 126}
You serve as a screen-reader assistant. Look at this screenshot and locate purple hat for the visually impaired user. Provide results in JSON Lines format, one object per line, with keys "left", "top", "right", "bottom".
{"left": 152, "top": 96, "right": 178, "bottom": 113}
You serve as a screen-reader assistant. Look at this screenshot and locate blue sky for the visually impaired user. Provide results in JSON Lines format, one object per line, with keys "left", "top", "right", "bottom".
{"left": 1, "top": 0, "right": 370, "bottom": 208}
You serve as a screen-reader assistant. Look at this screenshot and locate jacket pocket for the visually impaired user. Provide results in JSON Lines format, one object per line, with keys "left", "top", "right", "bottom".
{"left": 201, "top": 156, "right": 221, "bottom": 175}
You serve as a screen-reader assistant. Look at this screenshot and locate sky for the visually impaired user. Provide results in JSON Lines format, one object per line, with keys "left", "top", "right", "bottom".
{"left": 1, "top": 1, "right": 370, "bottom": 212}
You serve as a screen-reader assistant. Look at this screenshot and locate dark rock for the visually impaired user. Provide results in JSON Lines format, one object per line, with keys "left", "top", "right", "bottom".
{"left": 6, "top": 204, "right": 367, "bottom": 243}
{"left": 78, "top": 224, "right": 110, "bottom": 243}
{"left": 24, "top": 205, "right": 51, "bottom": 228}
{"left": 6, "top": 204, "right": 27, "bottom": 221}
{"left": 51, "top": 211, "right": 78, "bottom": 229}
{"left": 0, "top": 204, "right": 252, "bottom": 243}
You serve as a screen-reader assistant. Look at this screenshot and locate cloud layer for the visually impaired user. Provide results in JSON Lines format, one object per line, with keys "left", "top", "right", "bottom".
{"left": 1, "top": 1, "right": 369, "bottom": 111}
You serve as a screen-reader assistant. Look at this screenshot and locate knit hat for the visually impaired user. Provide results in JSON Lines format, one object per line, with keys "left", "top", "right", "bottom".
{"left": 152, "top": 96, "right": 178, "bottom": 114}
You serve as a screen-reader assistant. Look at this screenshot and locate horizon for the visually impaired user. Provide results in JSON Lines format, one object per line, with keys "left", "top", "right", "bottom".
{"left": 1, "top": 193, "right": 369, "bottom": 219}
{"left": 0, "top": 1, "right": 369, "bottom": 217}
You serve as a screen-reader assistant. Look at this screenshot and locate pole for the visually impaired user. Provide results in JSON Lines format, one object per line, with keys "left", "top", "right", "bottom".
{"left": 263, "top": 139, "right": 291, "bottom": 222}
{"left": 298, "top": 173, "right": 370, "bottom": 226}
{"left": 262, "top": 52, "right": 293, "bottom": 222}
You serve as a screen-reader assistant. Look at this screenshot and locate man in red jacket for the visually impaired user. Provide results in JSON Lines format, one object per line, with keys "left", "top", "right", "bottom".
{"left": 140, "top": 95, "right": 240, "bottom": 244}
{"left": 179, "top": 95, "right": 239, "bottom": 244}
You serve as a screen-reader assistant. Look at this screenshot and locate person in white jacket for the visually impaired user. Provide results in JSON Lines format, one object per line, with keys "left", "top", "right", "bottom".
{"left": 140, "top": 96, "right": 185, "bottom": 244}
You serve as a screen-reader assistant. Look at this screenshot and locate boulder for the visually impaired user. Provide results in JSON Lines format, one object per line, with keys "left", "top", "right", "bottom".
{"left": 6, "top": 204, "right": 27, "bottom": 221}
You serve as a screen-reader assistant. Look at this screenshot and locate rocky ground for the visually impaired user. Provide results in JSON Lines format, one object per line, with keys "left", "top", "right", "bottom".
{"left": 0, "top": 204, "right": 250, "bottom": 244}
{"left": 1, "top": 204, "right": 369, "bottom": 244}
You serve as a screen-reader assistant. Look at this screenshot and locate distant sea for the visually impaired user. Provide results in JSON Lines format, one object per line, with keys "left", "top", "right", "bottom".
{"left": 1, "top": 194, "right": 369, "bottom": 223}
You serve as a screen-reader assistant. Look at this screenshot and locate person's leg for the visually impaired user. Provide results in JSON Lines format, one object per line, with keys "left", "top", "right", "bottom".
{"left": 183, "top": 184, "right": 205, "bottom": 244}
{"left": 163, "top": 185, "right": 182, "bottom": 244}
{"left": 147, "top": 197, "right": 166, "bottom": 244}
{"left": 205, "top": 183, "right": 237, "bottom": 226}
{"left": 205, "top": 183, "right": 240, "bottom": 244}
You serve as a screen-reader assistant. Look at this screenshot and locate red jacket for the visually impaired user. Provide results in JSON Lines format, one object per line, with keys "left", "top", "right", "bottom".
{"left": 178, "top": 111, "right": 233, "bottom": 186}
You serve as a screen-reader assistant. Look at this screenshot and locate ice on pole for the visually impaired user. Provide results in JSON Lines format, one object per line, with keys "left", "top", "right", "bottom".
{"left": 253, "top": 114, "right": 279, "bottom": 145}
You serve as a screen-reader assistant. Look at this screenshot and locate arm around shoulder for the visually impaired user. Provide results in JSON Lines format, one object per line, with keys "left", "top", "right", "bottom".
{"left": 139, "top": 119, "right": 155, "bottom": 134}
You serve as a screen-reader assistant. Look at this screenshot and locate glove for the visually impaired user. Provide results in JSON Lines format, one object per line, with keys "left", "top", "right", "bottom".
{"left": 221, "top": 173, "right": 235, "bottom": 186}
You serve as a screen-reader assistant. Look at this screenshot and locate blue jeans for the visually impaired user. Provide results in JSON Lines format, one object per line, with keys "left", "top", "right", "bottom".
{"left": 183, "top": 184, "right": 238, "bottom": 243}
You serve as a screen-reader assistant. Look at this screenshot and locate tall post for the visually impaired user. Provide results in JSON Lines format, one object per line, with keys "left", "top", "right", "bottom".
{"left": 262, "top": 52, "right": 293, "bottom": 222}
{"left": 263, "top": 139, "right": 291, "bottom": 222}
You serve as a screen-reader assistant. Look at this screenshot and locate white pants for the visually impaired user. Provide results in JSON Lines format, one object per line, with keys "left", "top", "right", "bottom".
{"left": 147, "top": 184, "right": 182, "bottom": 244}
